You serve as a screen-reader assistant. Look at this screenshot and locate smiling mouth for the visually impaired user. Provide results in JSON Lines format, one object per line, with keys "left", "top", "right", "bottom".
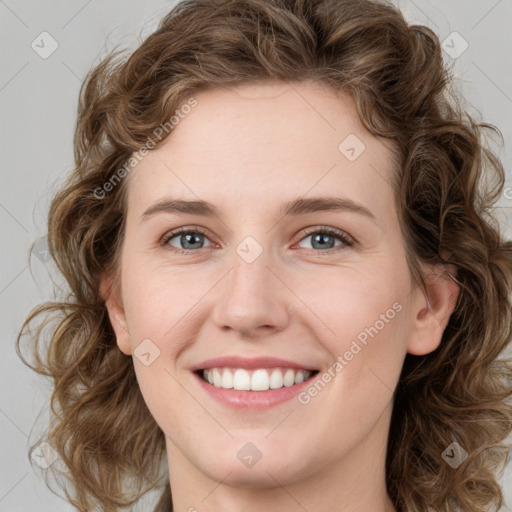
{"left": 196, "top": 367, "right": 320, "bottom": 391}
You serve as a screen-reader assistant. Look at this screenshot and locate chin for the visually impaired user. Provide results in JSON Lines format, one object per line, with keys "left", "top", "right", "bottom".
{"left": 196, "top": 447, "right": 312, "bottom": 488}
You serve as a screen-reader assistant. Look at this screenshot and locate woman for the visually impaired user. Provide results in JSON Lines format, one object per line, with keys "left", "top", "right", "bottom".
{"left": 17, "top": 0, "right": 512, "bottom": 511}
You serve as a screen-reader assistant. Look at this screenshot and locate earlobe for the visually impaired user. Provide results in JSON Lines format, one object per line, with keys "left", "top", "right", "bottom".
{"left": 100, "top": 274, "right": 132, "bottom": 356}
{"left": 407, "top": 263, "right": 459, "bottom": 356}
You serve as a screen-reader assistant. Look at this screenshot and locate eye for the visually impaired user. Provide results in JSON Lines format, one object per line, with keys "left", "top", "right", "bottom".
{"left": 161, "top": 227, "right": 214, "bottom": 252}
{"left": 295, "top": 227, "right": 353, "bottom": 252}
{"left": 160, "top": 226, "right": 354, "bottom": 254}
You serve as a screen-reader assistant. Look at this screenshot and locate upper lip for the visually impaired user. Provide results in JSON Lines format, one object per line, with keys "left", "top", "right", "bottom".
{"left": 190, "top": 356, "right": 319, "bottom": 372}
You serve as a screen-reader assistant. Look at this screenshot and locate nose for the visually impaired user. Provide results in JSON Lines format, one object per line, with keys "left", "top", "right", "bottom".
{"left": 211, "top": 245, "right": 291, "bottom": 338}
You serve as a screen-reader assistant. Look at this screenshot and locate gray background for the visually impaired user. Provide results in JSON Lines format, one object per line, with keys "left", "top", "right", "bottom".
{"left": 1, "top": 0, "right": 511, "bottom": 510}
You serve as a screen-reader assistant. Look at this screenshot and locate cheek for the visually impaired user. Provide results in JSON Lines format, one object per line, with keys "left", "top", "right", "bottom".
{"left": 120, "top": 255, "right": 199, "bottom": 341}
{"left": 121, "top": 263, "right": 199, "bottom": 428}
{"left": 294, "top": 299, "right": 408, "bottom": 457}
{"left": 289, "top": 260, "right": 411, "bottom": 411}
{"left": 292, "top": 262, "right": 409, "bottom": 349}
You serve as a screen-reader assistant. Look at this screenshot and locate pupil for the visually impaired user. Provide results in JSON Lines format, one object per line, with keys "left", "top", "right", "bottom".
{"left": 314, "top": 234, "right": 333, "bottom": 249}
{"left": 183, "top": 233, "right": 203, "bottom": 249}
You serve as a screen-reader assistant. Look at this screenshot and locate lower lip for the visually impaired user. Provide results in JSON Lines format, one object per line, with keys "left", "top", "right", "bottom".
{"left": 193, "top": 371, "right": 318, "bottom": 410}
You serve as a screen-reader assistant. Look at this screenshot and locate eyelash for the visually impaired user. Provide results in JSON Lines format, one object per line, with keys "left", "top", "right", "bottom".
{"left": 159, "top": 226, "right": 354, "bottom": 255}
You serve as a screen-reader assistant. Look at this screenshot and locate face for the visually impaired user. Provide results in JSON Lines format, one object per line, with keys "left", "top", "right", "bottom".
{"left": 102, "top": 81, "right": 457, "bottom": 496}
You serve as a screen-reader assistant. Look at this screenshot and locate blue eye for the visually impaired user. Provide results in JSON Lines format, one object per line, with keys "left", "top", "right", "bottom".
{"left": 296, "top": 227, "right": 353, "bottom": 251}
{"left": 162, "top": 228, "right": 213, "bottom": 252}
{"left": 160, "top": 226, "right": 353, "bottom": 254}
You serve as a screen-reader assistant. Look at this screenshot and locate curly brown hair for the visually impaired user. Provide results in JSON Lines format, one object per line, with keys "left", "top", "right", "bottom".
{"left": 16, "top": 0, "right": 512, "bottom": 511}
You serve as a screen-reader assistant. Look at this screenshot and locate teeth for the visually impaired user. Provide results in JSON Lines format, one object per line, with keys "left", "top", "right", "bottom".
{"left": 294, "top": 370, "right": 306, "bottom": 384}
{"left": 233, "top": 369, "right": 251, "bottom": 390}
{"left": 212, "top": 368, "right": 222, "bottom": 387}
{"left": 269, "top": 368, "right": 283, "bottom": 389}
{"left": 201, "top": 367, "right": 313, "bottom": 391}
{"left": 221, "top": 368, "right": 234, "bottom": 389}
{"left": 283, "top": 368, "right": 295, "bottom": 387}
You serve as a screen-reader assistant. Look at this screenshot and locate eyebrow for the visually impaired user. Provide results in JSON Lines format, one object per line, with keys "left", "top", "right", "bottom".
{"left": 140, "top": 196, "right": 376, "bottom": 221}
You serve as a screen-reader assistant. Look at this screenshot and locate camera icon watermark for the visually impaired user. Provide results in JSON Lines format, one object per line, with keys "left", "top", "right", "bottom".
{"left": 441, "top": 441, "right": 468, "bottom": 469}
{"left": 236, "top": 236, "right": 263, "bottom": 264}
{"left": 236, "top": 442, "right": 262, "bottom": 468}
{"left": 504, "top": 186, "right": 512, "bottom": 201}
{"left": 31, "top": 31, "right": 59, "bottom": 59}
{"left": 441, "top": 32, "right": 469, "bottom": 59}
{"left": 338, "top": 134, "right": 366, "bottom": 162}
{"left": 31, "top": 235, "right": 51, "bottom": 263}
{"left": 31, "top": 441, "right": 59, "bottom": 469}
{"left": 134, "top": 338, "right": 161, "bottom": 366}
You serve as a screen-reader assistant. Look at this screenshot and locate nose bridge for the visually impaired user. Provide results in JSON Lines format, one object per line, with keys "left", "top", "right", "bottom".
{"left": 212, "top": 234, "right": 290, "bottom": 335}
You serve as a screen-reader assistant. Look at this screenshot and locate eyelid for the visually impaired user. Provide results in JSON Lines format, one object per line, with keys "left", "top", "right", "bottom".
{"left": 160, "top": 225, "right": 355, "bottom": 252}
{"left": 159, "top": 226, "right": 216, "bottom": 249}
{"left": 296, "top": 225, "right": 354, "bottom": 247}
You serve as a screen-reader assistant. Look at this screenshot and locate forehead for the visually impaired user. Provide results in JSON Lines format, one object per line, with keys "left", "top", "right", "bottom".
{"left": 125, "top": 81, "right": 398, "bottom": 219}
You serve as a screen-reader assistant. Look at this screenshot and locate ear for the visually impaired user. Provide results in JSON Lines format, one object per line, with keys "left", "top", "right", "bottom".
{"left": 407, "top": 262, "right": 459, "bottom": 356}
{"left": 100, "top": 273, "right": 132, "bottom": 355}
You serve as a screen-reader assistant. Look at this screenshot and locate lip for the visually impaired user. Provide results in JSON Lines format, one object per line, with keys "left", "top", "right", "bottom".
{"left": 192, "top": 370, "right": 319, "bottom": 410}
{"left": 190, "top": 355, "right": 318, "bottom": 372}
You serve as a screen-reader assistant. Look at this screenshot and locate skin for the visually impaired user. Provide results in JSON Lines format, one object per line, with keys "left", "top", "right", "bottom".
{"left": 101, "top": 81, "right": 459, "bottom": 512}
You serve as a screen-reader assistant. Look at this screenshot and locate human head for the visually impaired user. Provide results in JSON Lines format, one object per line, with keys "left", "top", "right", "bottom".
{"left": 17, "top": 1, "right": 512, "bottom": 511}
